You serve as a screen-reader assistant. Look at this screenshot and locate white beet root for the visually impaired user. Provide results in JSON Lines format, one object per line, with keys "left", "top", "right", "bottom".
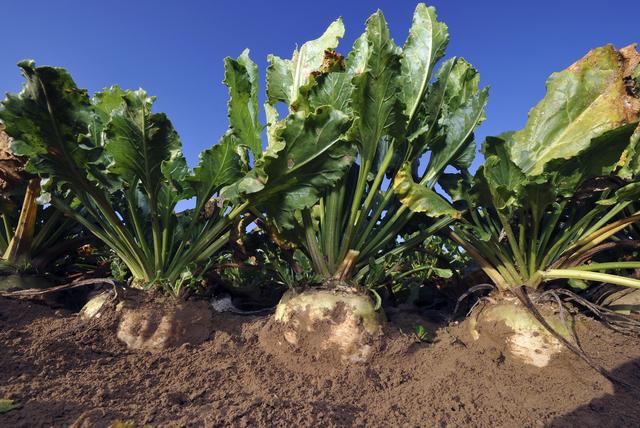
{"left": 469, "top": 297, "right": 569, "bottom": 368}
{"left": 79, "top": 290, "right": 114, "bottom": 320}
{"left": 117, "top": 301, "right": 212, "bottom": 352}
{"left": 274, "top": 289, "right": 384, "bottom": 363}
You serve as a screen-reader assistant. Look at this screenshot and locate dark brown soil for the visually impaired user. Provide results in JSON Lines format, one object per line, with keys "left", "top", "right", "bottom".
{"left": 1, "top": 296, "right": 640, "bottom": 427}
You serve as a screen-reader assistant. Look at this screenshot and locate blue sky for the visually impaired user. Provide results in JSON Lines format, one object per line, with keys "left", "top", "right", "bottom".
{"left": 1, "top": 0, "right": 637, "bottom": 171}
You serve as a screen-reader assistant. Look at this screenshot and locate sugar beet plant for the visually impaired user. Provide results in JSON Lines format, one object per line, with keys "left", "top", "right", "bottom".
{"left": 448, "top": 45, "right": 640, "bottom": 294}
{"left": 245, "top": 4, "right": 487, "bottom": 285}
{"left": 0, "top": 56, "right": 353, "bottom": 295}
{"left": 0, "top": 126, "right": 83, "bottom": 277}
{"left": 434, "top": 44, "right": 640, "bottom": 368}
{"left": 218, "top": 4, "right": 488, "bottom": 362}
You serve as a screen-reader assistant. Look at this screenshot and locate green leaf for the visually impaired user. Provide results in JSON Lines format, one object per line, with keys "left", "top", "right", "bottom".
{"left": 545, "top": 122, "right": 637, "bottom": 194}
{"left": 352, "top": 11, "right": 404, "bottom": 164}
{"left": 510, "top": 45, "right": 640, "bottom": 175}
{"left": 394, "top": 162, "right": 460, "bottom": 219}
{"left": 189, "top": 134, "right": 242, "bottom": 207}
{"left": 432, "top": 266, "right": 453, "bottom": 279}
{"left": 224, "top": 50, "right": 262, "bottom": 156}
{"left": 0, "top": 61, "right": 93, "bottom": 184}
{"left": 400, "top": 3, "right": 449, "bottom": 121}
{"left": 104, "top": 89, "right": 182, "bottom": 196}
{"left": 306, "top": 72, "right": 353, "bottom": 113}
{"left": 480, "top": 136, "right": 527, "bottom": 211}
{"left": 266, "top": 18, "right": 344, "bottom": 107}
{"left": 425, "top": 85, "right": 488, "bottom": 183}
{"left": 248, "top": 107, "right": 354, "bottom": 229}
{"left": 0, "top": 398, "right": 19, "bottom": 414}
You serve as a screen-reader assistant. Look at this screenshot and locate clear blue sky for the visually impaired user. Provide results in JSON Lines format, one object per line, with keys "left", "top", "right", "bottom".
{"left": 1, "top": 0, "right": 637, "bottom": 171}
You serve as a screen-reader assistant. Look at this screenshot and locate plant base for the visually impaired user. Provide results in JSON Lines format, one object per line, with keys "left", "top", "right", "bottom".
{"left": 468, "top": 295, "right": 569, "bottom": 367}
{"left": 273, "top": 288, "right": 384, "bottom": 363}
{"left": 117, "top": 300, "right": 213, "bottom": 352}
{"left": 79, "top": 290, "right": 115, "bottom": 320}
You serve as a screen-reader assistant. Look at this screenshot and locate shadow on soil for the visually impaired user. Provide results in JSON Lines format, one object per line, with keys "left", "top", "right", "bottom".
{"left": 548, "top": 357, "right": 640, "bottom": 427}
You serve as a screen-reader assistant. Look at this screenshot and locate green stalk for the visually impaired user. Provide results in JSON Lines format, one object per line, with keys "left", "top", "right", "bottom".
{"left": 1, "top": 214, "right": 13, "bottom": 246}
{"left": 354, "top": 228, "right": 432, "bottom": 281}
{"left": 528, "top": 210, "right": 540, "bottom": 278}
{"left": 350, "top": 145, "right": 395, "bottom": 245}
{"left": 353, "top": 182, "right": 397, "bottom": 250}
{"left": 539, "top": 207, "right": 601, "bottom": 269}
{"left": 52, "top": 195, "right": 150, "bottom": 280}
{"left": 449, "top": 231, "right": 508, "bottom": 290}
{"left": 518, "top": 208, "right": 527, "bottom": 271}
{"left": 570, "top": 211, "right": 640, "bottom": 258}
{"left": 126, "top": 194, "right": 152, "bottom": 260}
{"left": 542, "top": 269, "right": 640, "bottom": 289}
{"left": 169, "top": 201, "right": 250, "bottom": 276}
{"left": 495, "top": 210, "right": 527, "bottom": 276}
{"left": 339, "top": 159, "right": 372, "bottom": 259}
{"left": 194, "top": 231, "right": 231, "bottom": 264}
{"left": 571, "top": 261, "right": 640, "bottom": 271}
{"left": 537, "top": 201, "right": 566, "bottom": 256}
{"left": 32, "top": 207, "right": 63, "bottom": 251}
{"left": 580, "top": 202, "right": 629, "bottom": 239}
{"left": 321, "top": 180, "right": 346, "bottom": 272}
{"left": 149, "top": 193, "right": 163, "bottom": 273}
{"left": 302, "top": 210, "right": 329, "bottom": 277}
{"left": 395, "top": 265, "right": 433, "bottom": 280}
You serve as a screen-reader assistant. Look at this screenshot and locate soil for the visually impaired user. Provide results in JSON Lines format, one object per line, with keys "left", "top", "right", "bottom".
{"left": 1, "top": 295, "right": 640, "bottom": 427}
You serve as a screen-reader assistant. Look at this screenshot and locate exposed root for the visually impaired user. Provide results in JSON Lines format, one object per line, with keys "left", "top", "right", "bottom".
{"left": 542, "top": 288, "right": 640, "bottom": 336}
{"left": 515, "top": 286, "right": 640, "bottom": 393}
{"left": 451, "top": 283, "right": 495, "bottom": 320}
{"left": 0, "top": 278, "right": 122, "bottom": 299}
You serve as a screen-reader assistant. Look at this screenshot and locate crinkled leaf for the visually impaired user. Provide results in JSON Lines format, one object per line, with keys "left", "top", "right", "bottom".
{"left": 189, "top": 134, "right": 242, "bottom": 207}
{"left": 545, "top": 122, "right": 637, "bottom": 194}
{"left": 394, "top": 162, "right": 460, "bottom": 219}
{"left": 0, "top": 61, "right": 93, "bottom": 185}
{"left": 479, "top": 136, "right": 526, "bottom": 211}
{"left": 306, "top": 72, "right": 353, "bottom": 113}
{"left": 400, "top": 3, "right": 449, "bottom": 121}
{"left": 224, "top": 50, "right": 262, "bottom": 156}
{"left": 352, "top": 11, "right": 405, "bottom": 165}
{"left": 511, "top": 44, "right": 640, "bottom": 175}
{"left": 266, "top": 18, "right": 344, "bottom": 107}
{"left": 438, "top": 172, "right": 472, "bottom": 203}
{"left": 265, "top": 55, "right": 292, "bottom": 106}
{"left": 246, "top": 107, "right": 354, "bottom": 228}
{"left": 104, "top": 89, "right": 183, "bottom": 197}
{"left": 425, "top": 85, "right": 488, "bottom": 183}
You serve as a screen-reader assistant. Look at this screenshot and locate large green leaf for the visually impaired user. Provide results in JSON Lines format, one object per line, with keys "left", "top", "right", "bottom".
{"left": 0, "top": 61, "right": 93, "bottom": 184}
{"left": 394, "top": 162, "right": 460, "bottom": 219}
{"left": 511, "top": 44, "right": 640, "bottom": 175}
{"left": 424, "top": 83, "right": 488, "bottom": 183}
{"left": 224, "top": 50, "right": 262, "bottom": 156}
{"left": 188, "top": 133, "right": 242, "bottom": 207}
{"left": 546, "top": 122, "right": 638, "bottom": 194}
{"left": 478, "top": 136, "right": 526, "bottom": 211}
{"left": 351, "top": 11, "right": 404, "bottom": 164}
{"left": 400, "top": 3, "right": 449, "bottom": 122}
{"left": 235, "top": 107, "right": 354, "bottom": 228}
{"left": 104, "top": 89, "right": 183, "bottom": 197}
{"left": 307, "top": 72, "right": 353, "bottom": 113}
{"left": 266, "top": 18, "right": 344, "bottom": 107}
